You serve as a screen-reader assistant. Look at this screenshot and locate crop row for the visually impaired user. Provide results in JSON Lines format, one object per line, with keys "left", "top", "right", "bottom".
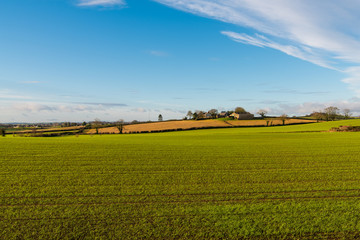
{"left": 2, "top": 123, "right": 360, "bottom": 238}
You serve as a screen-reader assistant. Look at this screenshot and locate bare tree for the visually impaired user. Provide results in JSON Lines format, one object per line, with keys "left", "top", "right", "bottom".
{"left": 279, "top": 114, "right": 288, "bottom": 125}
{"left": 324, "top": 106, "right": 339, "bottom": 121}
{"left": 343, "top": 109, "right": 351, "bottom": 119}
{"left": 93, "top": 118, "right": 102, "bottom": 134}
{"left": 158, "top": 114, "right": 163, "bottom": 121}
{"left": 257, "top": 109, "right": 267, "bottom": 118}
{"left": 116, "top": 119, "right": 124, "bottom": 134}
{"left": 186, "top": 111, "right": 193, "bottom": 120}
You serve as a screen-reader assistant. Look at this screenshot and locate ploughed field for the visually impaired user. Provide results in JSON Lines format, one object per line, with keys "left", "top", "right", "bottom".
{"left": 88, "top": 118, "right": 317, "bottom": 134}
{"left": 2, "top": 120, "right": 360, "bottom": 239}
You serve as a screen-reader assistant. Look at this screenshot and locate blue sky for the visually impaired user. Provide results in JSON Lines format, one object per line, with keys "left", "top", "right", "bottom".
{"left": 1, "top": 0, "right": 360, "bottom": 122}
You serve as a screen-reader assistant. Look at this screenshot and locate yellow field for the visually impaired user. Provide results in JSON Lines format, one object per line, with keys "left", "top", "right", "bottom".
{"left": 88, "top": 119, "right": 317, "bottom": 134}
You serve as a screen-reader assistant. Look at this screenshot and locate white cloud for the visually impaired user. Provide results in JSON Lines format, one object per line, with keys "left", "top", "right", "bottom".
{"left": 342, "top": 67, "right": 360, "bottom": 95}
{"left": 221, "top": 31, "right": 334, "bottom": 69}
{"left": 154, "top": 0, "right": 360, "bottom": 94}
{"left": 262, "top": 99, "right": 360, "bottom": 116}
{"left": 12, "top": 102, "right": 89, "bottom": 113}
{"left": 0, "top": 100, "right": 186, "bottom": 122}
{"left": 10, "top": 101, "right": 129, "bottom": 113}
{"left": 0, "top": 90, "right": 33, "bottom": 100}
{"left": 132, "top": 108, "right": 147, "bottom": 113}
{"left": 77, "top": 0, "right": 125, "bottom": 7}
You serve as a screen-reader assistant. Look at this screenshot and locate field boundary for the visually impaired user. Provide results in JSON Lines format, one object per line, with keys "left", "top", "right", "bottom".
{"left": 88, "top": 120, "right": 318, "bottom": 135}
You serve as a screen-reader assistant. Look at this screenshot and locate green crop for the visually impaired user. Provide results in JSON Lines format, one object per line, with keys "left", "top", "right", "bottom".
{"left": 1, "top": 120, "right": 360, "bottom": 239}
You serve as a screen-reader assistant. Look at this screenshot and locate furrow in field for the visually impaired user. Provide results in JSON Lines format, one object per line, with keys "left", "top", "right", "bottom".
{"left": 2, "top": 188, "right": 360, "bottom": 199}
{"left": 2, "top": 194, "right": 360, "bottom": 207}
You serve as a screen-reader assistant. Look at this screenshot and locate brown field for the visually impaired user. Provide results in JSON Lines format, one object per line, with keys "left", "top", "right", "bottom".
{"left": 10, "top": 126, "right": 85, "bottom": 134}
{"left": 87, "top": 119, "right": 317, "bottom": 134}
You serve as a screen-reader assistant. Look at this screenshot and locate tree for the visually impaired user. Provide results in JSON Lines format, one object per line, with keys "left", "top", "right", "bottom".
{"left": 196, "top": 110, "right": 205, "bottom": 120}
{"left": 226, "top": 110, "right": 234, "bottom": 116}
{"left": 235, "top": 107, "right": 247, "bottom": 114}
{"left": 279, "top": 114, "right": 288, "bottom": 125}
{"left": 257, "top": 109, "right": 267, "bottom": 118}
{"left": 186, "top": 111, "right": 193, "bottom": 120}
{"left": 116, "top": 119, "right": 124, "bottom": 134}
{"left": 93, "top": 118, "right": 102, "bottom": 134}
{"left": 208, "top": 109, "right": 218, "bottom": 119}
{"left": 0, "top": 129, "right": 5, "bottom": 137}
{"left": 343, "top": 109, "right": 351, "bottom": 119}
{"left": 158, "top": 114, "right": 163, "bottom": 121}
{"left": 324, "top": 106, "right": 339, "bottom": 121}
{"left": 311, "top": 112, "right": 325, "bottom": 122}
{"left": 266, "top": 120, "right": 270, "bottom": 127}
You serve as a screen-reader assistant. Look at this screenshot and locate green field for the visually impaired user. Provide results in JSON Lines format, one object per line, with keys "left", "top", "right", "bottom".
{"left": 2, "top": 120, "right": 360, "bottom": 239}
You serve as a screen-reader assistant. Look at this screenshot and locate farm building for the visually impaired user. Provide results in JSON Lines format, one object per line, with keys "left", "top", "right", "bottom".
{"left": 217, "top": 111, "right": 228, "bottom": 118}
{"left": 230, "top": 113, "right": 254, "bottom": 120}
{"left": 204, "top": 113, "right": 212, "bottom": 118}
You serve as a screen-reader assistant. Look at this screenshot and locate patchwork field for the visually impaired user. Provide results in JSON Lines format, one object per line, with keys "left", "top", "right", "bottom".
{"left": 87, "top": 118, "right": 317, "bottom": 134}
{"left": 1, "top": 120, "right": 360, "bottom": 239}
{"left": 7, "top": 126, "right": 85, "bottom": 134}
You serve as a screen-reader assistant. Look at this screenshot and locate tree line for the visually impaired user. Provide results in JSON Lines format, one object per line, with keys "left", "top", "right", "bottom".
{"left": 185, "top": 107, "right": 252, "bottom": 120}
{"left": 310, "top": 107, "right": 352, "bottom": 121}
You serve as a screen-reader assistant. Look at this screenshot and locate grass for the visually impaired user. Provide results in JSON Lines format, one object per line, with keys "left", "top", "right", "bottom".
{"left": 1, "top": 120, "right": 360, "bottom": 239}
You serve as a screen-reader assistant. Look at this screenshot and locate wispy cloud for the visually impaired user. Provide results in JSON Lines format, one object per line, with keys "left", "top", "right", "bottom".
{"left": 131, "top": 108, "right": 147, "bottom": 113}
{"left": 258, "top": 100, "right": 286, "bottom": 105}
{"left": 154, "top": 0, "right": 360, "bottom": 94}
{"left": 209, "top": 57, "right": 220, "bottom": 61}
{"left": 230, "top": 98, "right": 254, "bottom": 102}
{"left": 20, "top": 81, "right": 41, "bottom": 84}
{"left": 221, "top": 31, "right": 335, "bottom": 69}
{"left": 71, "top": 102, "right": 128, "bottom": 107}
{"left": 252, "top": 97, "right": 360, "bottom": 116}
{"left": 149, "top": 50, "right": 168, "bottom": 57}
{"left": 77, "top": 0, "right": 126, "bottom": 7}
{"left": 342, "top": 66, "right": 360, "bottom": 95}
{"left": 263, "top": 88, "right": 329, "bottom": 95}
{"left": 0, "top": 90, "right": 33, "bottom": 100}
{"left": 12, "top": 103, "right": 56, "bottom": 112}
{"left": 11, "top": 101, "right": 127, "bottom": 113}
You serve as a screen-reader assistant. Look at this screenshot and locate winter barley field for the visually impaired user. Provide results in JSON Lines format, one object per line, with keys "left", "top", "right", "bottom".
{"left": 2, "top": 120, "right": 360, "bottom": 239}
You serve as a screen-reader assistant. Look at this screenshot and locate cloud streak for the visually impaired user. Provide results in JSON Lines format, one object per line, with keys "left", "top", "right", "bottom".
{"left": 11, "top": 101, "right": 127, "bottom": 113}
{"left": 77, "top": 0, "right": 126, "bottom": 7}
{"left": 20, "top": 81, "right": 41, "bottom": 84}
{"left": 71, "top": 102, "right": 128, "bottom": 107}
{"left": 0, "top": 90, "right": 33, "bottom": 100}
{"left": 154, "top": 0, "right": 360, "bottom": 94}
{"left": 263, "top": 88, "right": 329, "bottom": 95}
{"left": 221, "top": 31, "right": 335, "bottom": 69}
